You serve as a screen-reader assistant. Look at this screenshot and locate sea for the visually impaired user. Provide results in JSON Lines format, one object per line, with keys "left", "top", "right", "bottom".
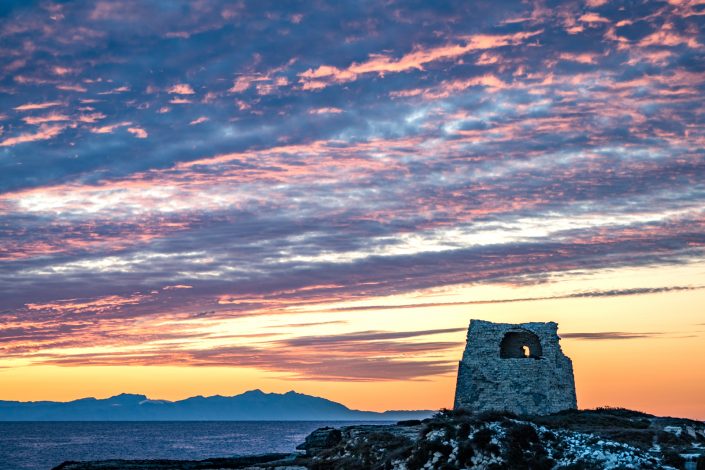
{"left": 0, "top": 421, "right": 391, "bottom": 470}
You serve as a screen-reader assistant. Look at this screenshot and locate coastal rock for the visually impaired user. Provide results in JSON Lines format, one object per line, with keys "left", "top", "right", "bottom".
{"left": 52, "top": 408, "right": 705, "bottom": 469}
{"left": 51, "top": 453, "right": 297, "bottom": 470}
{"left": 296, "top": 427, "right": 342, "bottom": 454}
{"left": 295, "top": 408, "right": 705, "bottom": 469}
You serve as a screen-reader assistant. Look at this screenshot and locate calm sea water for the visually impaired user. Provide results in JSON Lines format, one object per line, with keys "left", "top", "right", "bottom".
{"left": 0, "top": 421, "right": 389, "bottom": 470}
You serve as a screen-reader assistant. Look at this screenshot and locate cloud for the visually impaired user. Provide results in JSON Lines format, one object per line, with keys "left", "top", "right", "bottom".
{"left": 9, "top": 326, "right": 463, "bottom": 381}
{"left": 25, "top": 293, "right": 149, "bottom": 315}
{"left": 558, "top": 52, "right": 597, "bottom": 64}
{"left": 13, "top": 102, "right": 63, "bottom": 111}
{"left": 578, "top": 12, "right": 610, "bottom": 23}
{"left": 56, "top": 84, "right": 87, "bottom": 92}
{"left": 1, "top": 0, "right": 704, "bottom": 376}
{"left": 127, "top": 127, "right": 148, "bottom": 138}
{"left": 298, "top": 30, "right": 542, "bottom": 89}
{"left": 560, "top": 332, "right": 662, "bottom": 340}
{"left": 189, "top": 116, "right": 209, "bottom": 125}
{"left": 90, "top": 122, "right": 131, "bottom": 134}
{"left": 283, "top": 328, "right": 466, "bottom": 347}
{"left": 22, "top": 113, "right": 70, "bottom": 125}
{"left": 269, "top": 320, "right": 348, "bottom": 329}
{"left": 168, "top": 84, "right": 196, "bottom": 95}
{"left": 0, "top": 124, "right": 65, "bottom": 147}
{"left": 638, "top": 26, "right": 702, "bottom": 49}
{"left": 320, "top": 286, "right": 705, "bottom": 312}
{"left": 309, "top": 107, "right": 343, "bottom": 114}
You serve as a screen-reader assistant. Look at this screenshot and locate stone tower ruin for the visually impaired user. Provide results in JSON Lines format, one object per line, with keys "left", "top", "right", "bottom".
{"left": 454, "top": 319, "right": 577, "bottom": 415}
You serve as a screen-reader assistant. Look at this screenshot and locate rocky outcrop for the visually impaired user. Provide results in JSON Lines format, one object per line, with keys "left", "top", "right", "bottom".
{"left": 454, "top": 320, "right": 577, "bottom": 415}
{"left": 53, "top": 408, "right": 705, "bottom": 470}
{"left": 295, "top": 408, "right": 705, "bottom": 469}
{"left": 52, "top": 453, "right": 298, "bottom": 469}
{"left": 296, "top": 427, "right": 342, "bottom": 454}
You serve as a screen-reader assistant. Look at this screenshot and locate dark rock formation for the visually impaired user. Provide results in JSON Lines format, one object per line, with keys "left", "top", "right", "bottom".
{"left": 454, "top": 319, "right": 577, "bottom": 415}
{"left": 52, "top": 453, "right": 296, "bottom": 469}
{"left": 54, "top": 408, "right": 705, "bottom": 469}
{"left": 296, "top": 427, "right": 342, "bottom": 455}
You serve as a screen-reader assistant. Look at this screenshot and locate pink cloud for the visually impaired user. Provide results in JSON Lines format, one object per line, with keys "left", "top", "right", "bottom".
{"left": 229, "top": 75, "right": 259, "bottom": 93}
{"left": 298, "top": 30, "right": 542, "bottom": 89}
{"left": 56, "top": 84, "right": 87, "bottom": 92}
{"left": 559, "top": 52, "right": 597, "bottom": 64}
{"left": 52, "top": 66, "right": 74, "bottom": 76}
{"left": 89, "top": 1, "right": 137, "bottom": 21}
{"left": 228, "top": 74, "right": 288, "bottom": 95}
{"left": 639, "top": 25, "right": 702, "bottom": 48}
{"left": 0, "top": 124, "right": 65, "bottom": 147}
{"left": 90, "top": 121, "right": 131, "bottom": 134}
{"left": 476, "top": 52, "right": 500, "bottom": 65}
{"left": 26, "top": 293, "right": 148, "bottom": 314}
{"left": 579, "top": 12, "right": 610, "bottom": 23}
{"left": 22, "top": 113, "right": 70, "bottom": 125}
{"left": 189, "top": 116, "right": 209, "bottom": 125}
{"left": 168, "top": 83, "right": 196, "bottom": 95}
{"left": 389, "top": 88, "right": 425, "bottom": 98}
{"left": 309, "top": 107, "right": 343, "bottom": 114}
{"left": 97, "top": 86, "right": 129, "bottom": 95}
{"left": 13, "top": 101, "right": 63, "bottom": 111}
{"left": 406, "top": 74, "right": 509, "bottom": 100}
{"left": 77, "top": 112, "right": 106, "bottom": 123}
{"left": 127, "top": 127, "right": 148, "bottom": 138}
{"left": 165, "top": 31, "right": 190, "bottom": 39}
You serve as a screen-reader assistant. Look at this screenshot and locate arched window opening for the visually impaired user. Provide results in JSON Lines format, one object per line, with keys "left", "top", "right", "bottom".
{"left": 500, "top": 330, "right": 543, "bottom": 359}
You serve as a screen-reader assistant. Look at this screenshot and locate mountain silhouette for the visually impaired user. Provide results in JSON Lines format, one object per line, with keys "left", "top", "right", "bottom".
{"left": 0, "top": 390, "right": 433, "bottom": 421}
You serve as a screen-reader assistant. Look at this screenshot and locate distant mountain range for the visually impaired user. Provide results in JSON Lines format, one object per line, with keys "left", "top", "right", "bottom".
{"left": 0, "top": 389, "right": 434, "bottom": 421}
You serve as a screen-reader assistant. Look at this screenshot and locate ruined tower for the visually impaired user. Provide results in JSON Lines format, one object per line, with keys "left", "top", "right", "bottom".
{"left": 453, "top": 319, "right": 577, "bottom": 415}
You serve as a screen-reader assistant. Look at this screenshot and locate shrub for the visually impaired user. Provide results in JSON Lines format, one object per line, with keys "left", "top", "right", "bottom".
{"left": 658, "top": 430, "right": 687, "bottom": 446}
{"left": 696, "top": 454, "right": 705, "bottom": 470}
{"left": 434, "top": 408, "right": 468, "bottom": 419}
{"left": 456, "top": 440, "right": 475, "bottom": 466}
{"left": 593, "top": 407, "right": 651, "bottom": 418}
{"left": 476, "top": 409, "right": 517, "bottom": 422}
{"left": 471, "top": 427, "right": 494, "bottom": 449}
{"left": 457, "top": 421, "right": 471, "bottom": 440}
{"left": 603, "top": 429, "right": 655, "bottom": 449}
{"left": 508, "top": 423, "right": 539, "bottom": 448}
{"left": 662, "top": 450, "right": 685, "bottom": 469}
{"left": 397, "top": 419, "right": 422, "bottom": 426}
{"left": 555, "top": 460, "right": 605, "bottom": 469}
{"left": 504, "top": 423, "right": 553, "bottom": 470}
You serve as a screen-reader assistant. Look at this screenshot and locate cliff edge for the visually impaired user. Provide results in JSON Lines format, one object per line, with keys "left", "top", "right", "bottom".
{"left": 53, "top": 407, "right": 705, "bottom": 470}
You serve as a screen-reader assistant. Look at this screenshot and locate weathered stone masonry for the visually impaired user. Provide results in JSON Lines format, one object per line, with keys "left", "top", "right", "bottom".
{"left": 454, "top": 319, "right": 577, "bottom": 415}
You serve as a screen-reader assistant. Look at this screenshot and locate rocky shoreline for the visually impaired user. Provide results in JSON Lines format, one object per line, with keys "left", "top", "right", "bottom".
{"left": 53, "top": 408, "right": 705, "bottom": 470}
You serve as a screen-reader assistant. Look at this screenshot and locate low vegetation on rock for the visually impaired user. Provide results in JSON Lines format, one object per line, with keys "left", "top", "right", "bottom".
{"left": 54, "top": 407, "right": 705, "bottom": 470}
{"left": 296, "top": 408, "right": 705, "bottom": 470}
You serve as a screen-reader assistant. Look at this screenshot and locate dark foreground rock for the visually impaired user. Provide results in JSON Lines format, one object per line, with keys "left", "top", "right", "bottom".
{"left": 52, "top": 453, "right": 297, "bottom": 470}
{"left": 52, "top": 408, "right": 705, "bottom": 470}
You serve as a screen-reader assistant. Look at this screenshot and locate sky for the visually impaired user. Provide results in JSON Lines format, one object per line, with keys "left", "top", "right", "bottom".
{"left": 0, "top": 0, "right": 704, "bottom": 419}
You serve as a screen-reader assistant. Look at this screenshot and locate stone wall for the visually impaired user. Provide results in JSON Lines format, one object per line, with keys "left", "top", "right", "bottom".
{"left": 453, "top": 319, "right": 577, "bottom": 415}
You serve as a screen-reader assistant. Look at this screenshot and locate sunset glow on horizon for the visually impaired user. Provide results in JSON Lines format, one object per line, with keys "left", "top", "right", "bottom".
{"left": 1, "top": 1, "right": 704, "bottom": 420}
